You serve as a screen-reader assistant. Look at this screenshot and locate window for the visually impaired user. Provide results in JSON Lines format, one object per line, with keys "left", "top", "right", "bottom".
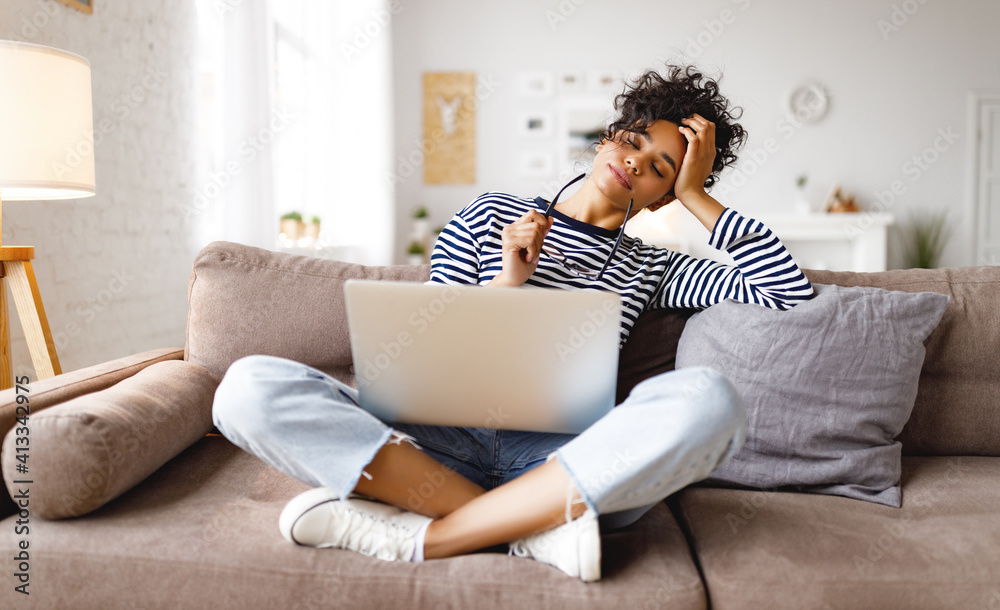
{"left": 193, "top": 0, "right": 395, "bottom": 264}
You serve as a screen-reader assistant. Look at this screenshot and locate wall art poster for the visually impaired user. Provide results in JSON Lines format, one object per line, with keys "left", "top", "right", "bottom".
{"left": 423, "top": 72, "right": 476, "bottom": 184}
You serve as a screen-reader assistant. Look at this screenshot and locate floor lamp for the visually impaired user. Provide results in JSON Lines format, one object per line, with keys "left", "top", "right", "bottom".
{"left": 0, "top": 41, "right": 96, "bottom": 389}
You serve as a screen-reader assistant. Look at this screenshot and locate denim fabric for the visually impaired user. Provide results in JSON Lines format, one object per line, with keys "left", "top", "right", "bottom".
{"left": 212, "top": 355, "right": 746, "bottom": 527}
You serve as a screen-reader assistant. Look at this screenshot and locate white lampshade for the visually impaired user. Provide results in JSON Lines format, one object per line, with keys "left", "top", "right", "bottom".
{"left": 0, "top": 40, "right": 96, "bottom": 200}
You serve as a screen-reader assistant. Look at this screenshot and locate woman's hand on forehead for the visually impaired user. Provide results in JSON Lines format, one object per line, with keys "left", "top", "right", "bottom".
{"left": 673, "top": 114, "right": 717, "bottom": 200}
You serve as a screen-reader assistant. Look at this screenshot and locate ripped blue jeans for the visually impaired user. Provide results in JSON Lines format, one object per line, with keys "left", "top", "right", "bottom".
{"left": 212, "top": 355, "right": 746, "bottom": 529}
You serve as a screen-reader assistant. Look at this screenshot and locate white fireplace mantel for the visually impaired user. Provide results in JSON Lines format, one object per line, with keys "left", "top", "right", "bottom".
{"left": 756, "top": 213, "right": 895, "bottom": 272}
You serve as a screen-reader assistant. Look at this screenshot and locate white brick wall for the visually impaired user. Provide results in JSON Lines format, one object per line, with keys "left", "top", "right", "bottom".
{"left": 0, "top": 0, "right": 200, "bottom": 379}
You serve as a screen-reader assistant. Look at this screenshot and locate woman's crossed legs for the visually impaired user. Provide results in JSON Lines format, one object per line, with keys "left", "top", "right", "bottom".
{"left": 212, "top": 355, "right": 745, "bottom": 578}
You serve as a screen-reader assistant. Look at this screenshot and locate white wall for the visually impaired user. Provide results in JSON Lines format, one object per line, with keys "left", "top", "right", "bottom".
{"left": 0, "top": 0, "right": 199, "bottom": 378}
{"left": 0, "top": 0, "right": 994, "bottom": 378}
{"left": 392, "top": 0, "right": 1000, "bottom": 269}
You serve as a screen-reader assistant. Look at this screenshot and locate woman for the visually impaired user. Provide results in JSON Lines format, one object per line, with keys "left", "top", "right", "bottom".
{"left": 212, "top": 64, "right": 813, "bottom": 582}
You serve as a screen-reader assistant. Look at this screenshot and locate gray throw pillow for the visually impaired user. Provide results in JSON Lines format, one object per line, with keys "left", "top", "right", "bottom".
{"left": 675, "top": 283, "right": 949, "bottom": 507}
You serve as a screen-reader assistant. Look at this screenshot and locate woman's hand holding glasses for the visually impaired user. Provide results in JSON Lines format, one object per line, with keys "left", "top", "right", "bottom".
{"left": 487, "top": 210, "right": 554, "bottom": 288}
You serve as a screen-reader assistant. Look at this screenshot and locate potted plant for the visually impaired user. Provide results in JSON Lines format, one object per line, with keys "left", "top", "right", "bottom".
{"left": 902, "top": 210, "right": 952, "bottom": 269}
{"left": 413, "top": 206, "right": 430, "bottom": 242}
{"left": 794, "top": 174, "right": 810, "bottom": 215}
{"left": 305, "top": 215, "right": 321, "bottom": 240}
{"left": 280, "top": 212, "right": 305, "bottom": 241}
{"left": 407, "top": 240, "right": 426, "bottom": 265}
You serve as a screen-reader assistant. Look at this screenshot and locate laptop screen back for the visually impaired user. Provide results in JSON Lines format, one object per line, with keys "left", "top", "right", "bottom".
{"left": 344, "top": 280, "right": 621, "bottom": 433}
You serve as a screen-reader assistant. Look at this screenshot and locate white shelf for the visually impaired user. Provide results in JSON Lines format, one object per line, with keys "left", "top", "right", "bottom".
{"left": 756, "top": 213, "right": 895, "bottom": 272}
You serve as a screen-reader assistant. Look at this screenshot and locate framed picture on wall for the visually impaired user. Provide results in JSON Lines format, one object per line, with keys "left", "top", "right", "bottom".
{"left": 56, "top": 0, "right": 93, "bottom": 14}
{"left": 518, "top": 111, "right": 554, "bottom": 138}
{"left": 557, "top": 70, "right": 585, "bottom": 94}
{"left": 517, "top": 71, "right": 554, "bottom": 98}
{"left": 588, "top": 69, "right": 622, "bottom": 93}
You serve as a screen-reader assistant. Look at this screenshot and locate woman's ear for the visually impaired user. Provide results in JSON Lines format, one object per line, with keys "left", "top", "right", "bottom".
{"left": 646, "top": 192, "right": 676, "bottom": 213}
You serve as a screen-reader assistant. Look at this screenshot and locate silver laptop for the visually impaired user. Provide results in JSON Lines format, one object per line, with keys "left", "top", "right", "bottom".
{"left": 343, "top": 280, "right": 621, "bottom": 434}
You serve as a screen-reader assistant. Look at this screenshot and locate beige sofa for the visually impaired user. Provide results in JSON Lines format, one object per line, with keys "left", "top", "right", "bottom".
{"left": 1, "top": 240, "right": 998, "bottom": 609}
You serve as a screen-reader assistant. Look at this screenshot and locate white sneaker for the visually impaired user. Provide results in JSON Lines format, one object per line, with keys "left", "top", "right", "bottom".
{"left": 508, "top": 508, "right": 601, "bottom": 582}
{"left": 279, "top": 487, "right": 431, "bottom": 562}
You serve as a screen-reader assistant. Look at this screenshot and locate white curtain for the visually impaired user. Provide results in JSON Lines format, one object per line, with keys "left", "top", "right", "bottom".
{"left": 196, "top": 0, "right": 395, "bottom": 262}
{"left": 220, "top": 0, "right": 276, "bottom": 250}
{"left": 326, "top": 1, "right": 396, "bottom": 265}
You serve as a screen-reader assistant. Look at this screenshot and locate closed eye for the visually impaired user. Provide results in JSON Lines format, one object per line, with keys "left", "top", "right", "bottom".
{"left": 627, "top": 134, "right": 665, "bottom": 178}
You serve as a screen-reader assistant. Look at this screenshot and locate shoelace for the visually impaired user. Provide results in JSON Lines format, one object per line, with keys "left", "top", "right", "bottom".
{"left": 340, "top": 504, "right": 415, "bottom": 559}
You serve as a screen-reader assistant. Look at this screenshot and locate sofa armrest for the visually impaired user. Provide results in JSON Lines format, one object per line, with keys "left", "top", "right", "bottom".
{"left": 0, "top": 347, "right": 183, "bottom": 519}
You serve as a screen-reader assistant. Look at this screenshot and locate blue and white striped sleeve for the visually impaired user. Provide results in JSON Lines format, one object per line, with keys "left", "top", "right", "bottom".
{"left": 653, "top": 208, "right": 814, "bottom": 311}
{"left": 428, "top": 212, "right": 482, "bottom": 286}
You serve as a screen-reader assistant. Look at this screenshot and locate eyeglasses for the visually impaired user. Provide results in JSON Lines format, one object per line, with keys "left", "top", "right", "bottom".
{"left": 541, "top": 173, "right": 633, "bottom": 282}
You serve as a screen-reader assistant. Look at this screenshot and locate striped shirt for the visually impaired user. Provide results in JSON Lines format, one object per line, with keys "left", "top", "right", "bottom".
{"left": 430, "top": 192, "right": 814, "bottom": 348}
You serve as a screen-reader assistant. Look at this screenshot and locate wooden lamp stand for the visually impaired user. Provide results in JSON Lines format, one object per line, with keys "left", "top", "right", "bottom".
{"left": 0, "top": 194, "right": 61, "bottom": 389}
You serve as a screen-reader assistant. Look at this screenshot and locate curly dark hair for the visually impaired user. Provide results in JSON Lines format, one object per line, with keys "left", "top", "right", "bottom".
{"left": 601, "top": 64, "right": 747, "bottom": 189}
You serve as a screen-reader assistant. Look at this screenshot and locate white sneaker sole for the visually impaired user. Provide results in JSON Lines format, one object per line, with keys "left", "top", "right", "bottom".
{"left": 278, "top": 487, "right": 346, "bottom": 546}
{"left": 578, "top": 513, "right": 602, "bottom": 582}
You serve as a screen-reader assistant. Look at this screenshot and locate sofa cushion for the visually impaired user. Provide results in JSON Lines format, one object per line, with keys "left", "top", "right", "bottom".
{"left": 0, "top": 347, "right": 184, "bottom": 521}
{"left": 186, "top": 241, "right": 430, "bottom": 385}
{"left": 673, "top": 456, "right": 1000, "bottom": 609}
{"left": 676, "top": 283, "right": 948, "bottom": 507}
{"left": 0, "top": 435, "right": 708, "bottom": 609}
{"left": 1, "top": 360, "right": 217, "bottom": 519}
{"left": 804, "top": 266, "right": 1000, "bottom": 456}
